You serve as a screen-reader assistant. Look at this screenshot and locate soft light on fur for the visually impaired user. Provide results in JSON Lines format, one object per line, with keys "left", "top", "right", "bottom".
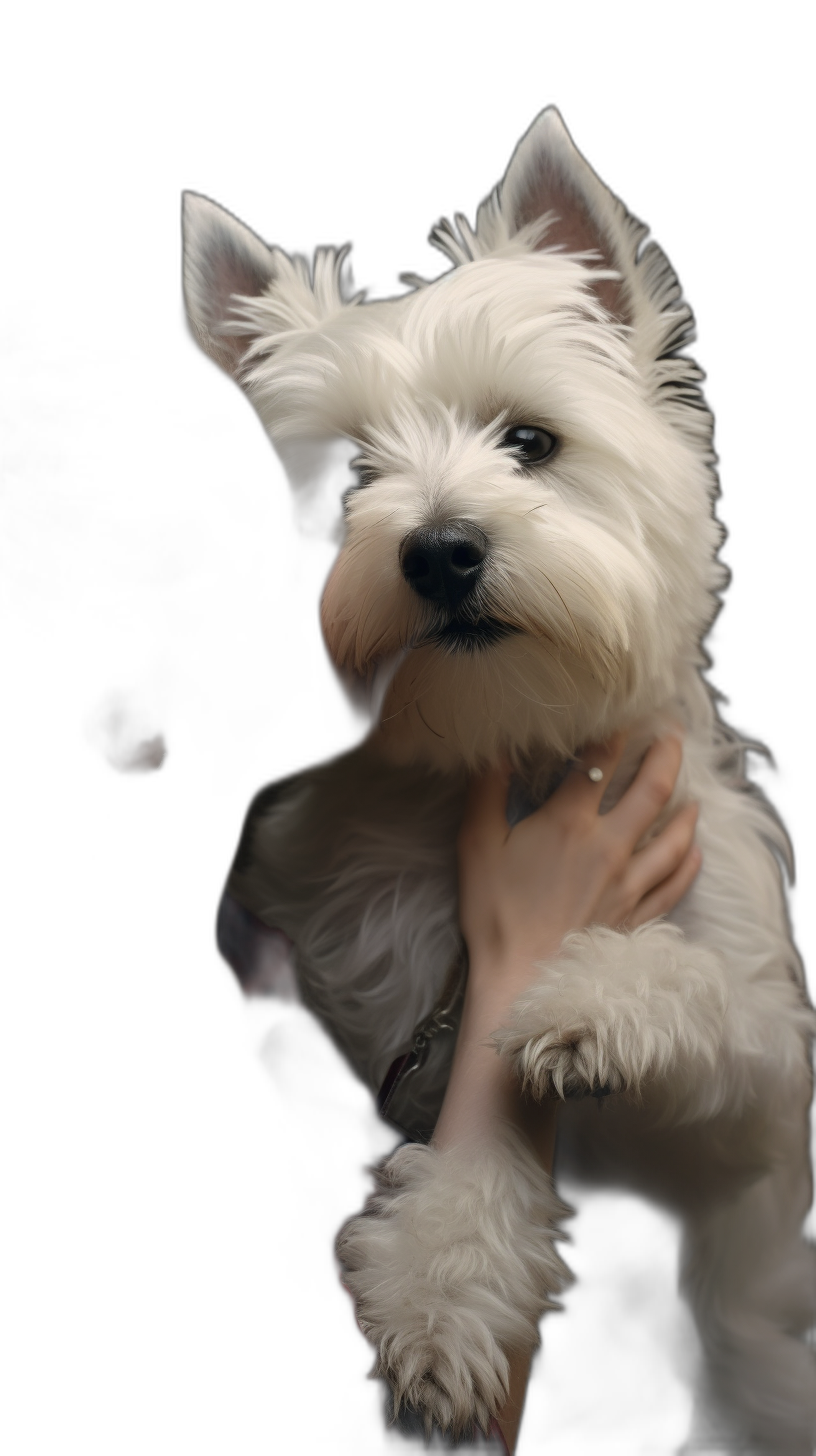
{"left": 184, "top": 108, "right": 816, "bottom": 1452}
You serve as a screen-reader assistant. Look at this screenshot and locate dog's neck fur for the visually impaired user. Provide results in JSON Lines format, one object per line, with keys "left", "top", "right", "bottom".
{"left": 366, "top": 647, "right": 717, "bottom": 844}
{"left": 369, "top": 666, "right": 706, "bottom": 811}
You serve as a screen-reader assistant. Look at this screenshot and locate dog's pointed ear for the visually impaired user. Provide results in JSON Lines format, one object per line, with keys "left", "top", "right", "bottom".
{"left": 498, "top": 107, "right": 643, "bottom": 322}
{"left": 182, "top": 192, "right": 276, "bottom": 376}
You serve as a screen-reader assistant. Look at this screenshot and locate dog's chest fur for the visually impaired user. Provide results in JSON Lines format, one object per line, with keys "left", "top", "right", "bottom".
{"left": 229, "top": 737, "right": 465, "bottom": 1091}
{"left": 227, "top": 746, "right": 597, "bottom": 1120}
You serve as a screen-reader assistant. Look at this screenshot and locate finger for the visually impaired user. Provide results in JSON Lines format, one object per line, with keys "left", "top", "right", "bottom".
{"left": 552, "top": 731, "right": 628, "bottom": 815}
{"left": 625, "top": 802, "right": 699, "bottom": 902}
{"left": 626, "top": 843, "right": 702, "bottom": 929}
{"left": 459, "top": 762, "right": 513, "bottom": 847}
{"left": 607, "top": 734, "right": 684, "bottom": 849}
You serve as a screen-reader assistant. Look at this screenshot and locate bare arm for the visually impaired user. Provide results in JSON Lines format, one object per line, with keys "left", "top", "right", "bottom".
{"left": 433, "top": 733, "right": 701, "bottom": 1451}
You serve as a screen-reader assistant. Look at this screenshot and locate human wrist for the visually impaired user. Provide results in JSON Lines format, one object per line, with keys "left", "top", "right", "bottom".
{"left": 431, "top": 985, "right": 518, "bottom": 1151}
{"left": 466, "top": 936, "right": 565, "bottom": 1007}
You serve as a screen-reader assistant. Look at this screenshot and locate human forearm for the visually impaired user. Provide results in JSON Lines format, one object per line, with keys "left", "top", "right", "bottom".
{"left": 432, "top": 956, "right": 561, "bottom": 1155}
{"left": 431, "top": 965, "right": 561, "bottom": 1456}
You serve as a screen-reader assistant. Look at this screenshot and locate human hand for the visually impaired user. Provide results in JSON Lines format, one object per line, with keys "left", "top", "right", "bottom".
{"left": 457, "top": 734, "right": 701, "bottom": 1008}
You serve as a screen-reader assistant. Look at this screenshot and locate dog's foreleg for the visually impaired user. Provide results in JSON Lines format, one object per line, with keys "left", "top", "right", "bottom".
{"left": 493, "top": 920, "right": 815, "bottom": 1121}
{"left": 493, "top": 921, "right": 729, "bottom": 1111}
{"left": 336, "top": 1128, "right": 572, "bottom": 1438}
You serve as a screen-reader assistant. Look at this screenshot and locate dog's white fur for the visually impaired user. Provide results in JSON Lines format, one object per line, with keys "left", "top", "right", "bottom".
{"left": 183, "top": 109, "right": 816, "bottom": 1452}
{"left": 337, "top": 1132, "right": 572, "bottom": 1437}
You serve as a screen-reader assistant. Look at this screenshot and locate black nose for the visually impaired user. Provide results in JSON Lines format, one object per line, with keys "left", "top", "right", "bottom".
{"left": 400, "top": 522, "right": 488, "bottom": 608}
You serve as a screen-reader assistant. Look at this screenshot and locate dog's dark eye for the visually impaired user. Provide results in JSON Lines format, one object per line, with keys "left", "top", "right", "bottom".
{"left": 350, "top": 457, "right": 377, "bottom": 489}
{"left": 322, "top": 460, "right": 367, "bottom": 506}
{"left": 295, "top": 454, "right": 367, "bottom": 541}
{"left": 501, "top": 426, "right": 557, "bottom": 464}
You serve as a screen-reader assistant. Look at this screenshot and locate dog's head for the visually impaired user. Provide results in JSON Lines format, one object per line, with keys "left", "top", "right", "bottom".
{"left": 183, "top": 109, "right": 725, "bottom": 769}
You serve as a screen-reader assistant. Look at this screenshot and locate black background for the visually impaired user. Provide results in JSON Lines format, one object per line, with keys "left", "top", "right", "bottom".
{"left": 4, "top": 42, "right": 810, "bottom": 1456}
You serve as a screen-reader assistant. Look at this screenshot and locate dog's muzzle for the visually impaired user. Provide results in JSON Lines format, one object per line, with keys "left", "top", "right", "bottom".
{"left": 400, "top": 521, "right": 518, "bottom": 653}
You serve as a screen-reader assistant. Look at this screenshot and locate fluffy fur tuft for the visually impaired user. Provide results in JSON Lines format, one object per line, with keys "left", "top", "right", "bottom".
{"left": 336, "top": 1133, "right": 573, "bottom": 1437}
{"left": 494, "top": 921, "right": 729, "bottom": 1105}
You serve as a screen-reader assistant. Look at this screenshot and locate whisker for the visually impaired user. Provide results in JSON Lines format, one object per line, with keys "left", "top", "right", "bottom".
{"left": 416, "top": 700, "right": 445, "bottom": 739}
{"left": 536, "top": 569, "right": 583, "bottom": 654}
{"left": 368, "top": 509, "right": 400, "bottom": 529}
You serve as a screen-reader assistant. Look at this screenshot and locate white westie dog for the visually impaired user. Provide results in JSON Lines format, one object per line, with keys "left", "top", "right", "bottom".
{"left": 183, "top": 109, "right": 816, "bottom": 1453}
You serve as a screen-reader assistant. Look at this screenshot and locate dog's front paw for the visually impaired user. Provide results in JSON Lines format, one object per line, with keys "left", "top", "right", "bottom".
{"left": 502, "top": 1018, "right": 623, "bottom": 1101}
{"left": 494, "top": 922, "right": 727, "bottom": 1103}
{"left": 336, "top": 1134, "right": 572, "bottom": 1438}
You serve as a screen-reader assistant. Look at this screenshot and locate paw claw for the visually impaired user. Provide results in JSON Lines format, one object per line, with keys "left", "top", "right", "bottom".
{"left": 502, "top": 1024, "right": 628, "bottom": 1102}
{"left": 336, "top": 1137, "right": 572, "bottom": 1436}
{"left": 493, "top": 924, "right": 730, "bottom": 1107}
